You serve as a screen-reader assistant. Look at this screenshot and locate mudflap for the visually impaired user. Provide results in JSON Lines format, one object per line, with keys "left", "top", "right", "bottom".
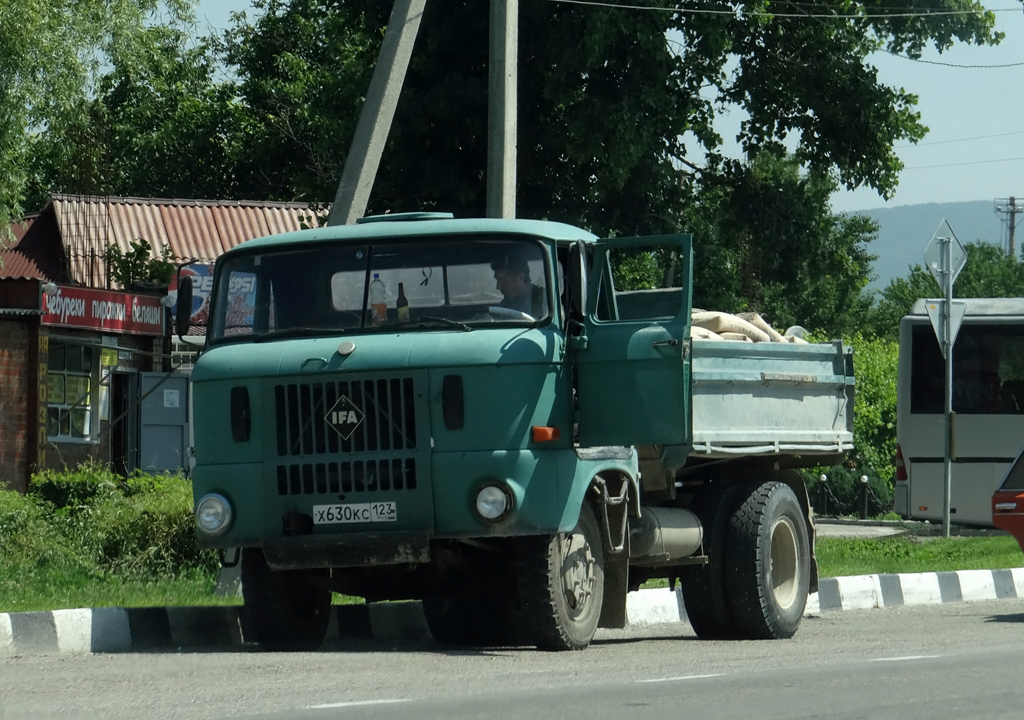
{"left": 599, "top": 551, "right": 629, "bottom": 629}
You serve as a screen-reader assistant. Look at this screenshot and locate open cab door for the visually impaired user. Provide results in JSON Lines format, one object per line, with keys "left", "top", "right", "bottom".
{"left": 573, "top": 234, "right": 693, "bottom": 449}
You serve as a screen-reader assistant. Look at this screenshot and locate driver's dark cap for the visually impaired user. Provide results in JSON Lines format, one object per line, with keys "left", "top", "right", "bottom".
{"left": 490, "top": 249, "right": 531, "bottom": 280}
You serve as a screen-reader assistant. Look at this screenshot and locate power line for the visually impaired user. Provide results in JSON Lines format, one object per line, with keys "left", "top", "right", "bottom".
{"left": 886, "top": 51, "right": 1024, "bottom": 68}
{"left": 904, "top": 155, "right": 1024, "bottom": 170}
{"left": 898, "top": 130, "right": 1024, "bottom": 148}
{"left": 549, "top": 0, "right": 1020, "bottom": 19}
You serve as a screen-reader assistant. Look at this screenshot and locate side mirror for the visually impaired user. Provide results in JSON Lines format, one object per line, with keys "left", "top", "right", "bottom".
{"left": 175, "top": 275, "right": 193, "bottom": 340}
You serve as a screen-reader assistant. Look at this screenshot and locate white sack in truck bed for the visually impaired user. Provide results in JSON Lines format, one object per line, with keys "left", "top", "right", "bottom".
{"left": 691, "top": 311, "right": 770, "bottom": 342}
{"left": 691, "top": 310, "right": 808, "bottom": 343}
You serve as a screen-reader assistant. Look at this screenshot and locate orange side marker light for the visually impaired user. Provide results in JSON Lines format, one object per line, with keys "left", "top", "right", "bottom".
{"left": 532, "top": 426, "right": 561, "bottom": 443}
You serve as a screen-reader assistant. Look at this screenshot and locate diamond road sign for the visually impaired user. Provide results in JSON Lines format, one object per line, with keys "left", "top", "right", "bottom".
{"left": 924, "top": 299, "right": 967, "bottom": 358}
{"left": 924, "top": 219, "right": 967, "bottom": 288}
{"left": 325, "top": 395, "right": 364, "bottom": 440}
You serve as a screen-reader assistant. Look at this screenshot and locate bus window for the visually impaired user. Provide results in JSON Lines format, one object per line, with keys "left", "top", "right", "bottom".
{"left": 910, "top": 324, "right": 1024, "bottom": 415}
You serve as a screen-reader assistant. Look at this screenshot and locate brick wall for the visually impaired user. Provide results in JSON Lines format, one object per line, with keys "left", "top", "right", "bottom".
{"left": 0, "top": 319, "right": 31, "bottom": 492}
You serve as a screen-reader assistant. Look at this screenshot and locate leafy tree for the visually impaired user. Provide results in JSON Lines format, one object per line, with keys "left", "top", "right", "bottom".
{"left": 211, "top": 0, "right": 1004, "bottom": 233}
{"left": 689, "top": 153, "right": 877, "bottom": 338}
{"left": 848, "top": 332, "right": 899, "bottom": 487}
{"left": 25, "top": 24, "right": 242, "bottom": 208}
{"left": 218, "top": 0, "right": 380, "bottom": 202}
{"left": 866, "top": 241, "right": 1024, "bottom": 340}
{"left": 0, "top": 0, "right": 194, "bottom": 227}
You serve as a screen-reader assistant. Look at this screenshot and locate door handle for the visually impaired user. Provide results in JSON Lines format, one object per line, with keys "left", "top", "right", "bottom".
{"left": 652, "top": 339, "right": 679, "bottom": 347}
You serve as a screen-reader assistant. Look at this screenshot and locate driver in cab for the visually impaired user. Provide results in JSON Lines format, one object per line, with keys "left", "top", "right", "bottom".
{"left": 490, "top": 250, "right": 545, "bottom": 319}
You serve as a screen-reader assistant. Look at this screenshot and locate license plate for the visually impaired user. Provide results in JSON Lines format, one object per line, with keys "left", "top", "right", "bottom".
{"left": 313, "top": 502, "right": 397, "bottom": 525}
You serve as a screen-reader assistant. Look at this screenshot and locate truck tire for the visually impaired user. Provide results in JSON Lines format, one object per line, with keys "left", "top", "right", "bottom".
{"left": 724, "top": 481, "right": 810, "bottom": 639}
{"left": 517, "top": 502, "right": 605, "bottom": 651}
{"left": 241, "top": 548, "right": 331, "bottom": 652}
{"left": 679, "top": 482, "right": 743, "bottom": 639}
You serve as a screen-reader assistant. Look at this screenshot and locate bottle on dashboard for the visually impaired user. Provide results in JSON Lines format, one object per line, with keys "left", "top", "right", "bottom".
{"left": 396, "top": 282, "right": 409, "bottom": 322}
{"left": 370, "top": 273, "right": 387, "bottom": 325}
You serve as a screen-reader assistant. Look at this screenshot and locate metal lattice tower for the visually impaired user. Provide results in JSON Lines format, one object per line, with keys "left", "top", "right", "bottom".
{"left": 60, "top": 119, "right": 112, "bottom": 287}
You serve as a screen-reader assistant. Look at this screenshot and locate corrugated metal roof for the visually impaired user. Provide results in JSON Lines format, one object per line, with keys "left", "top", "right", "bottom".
{"left": 49, "top": 194, "right": 316, "bottom": 288}
{"left": 1, "top": 214, "right": 60, "bottom": 281}
{"left": 0, "top": 247, "right": 48, "bottom": 280}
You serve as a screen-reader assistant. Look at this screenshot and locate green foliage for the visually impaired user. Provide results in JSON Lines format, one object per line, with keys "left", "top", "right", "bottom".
{"left": 690, "top": 154, "right": 877, "bottom": 337}
{"left": 817, "top": 536, "right": 1024, "bottom": 577}
{"left": 104, "top": 238, "right": 176, "bottom": 288}
{"left": 866, "top": 241, "right": 1024, "bottom": 341}
{"left": 25, "top": 23, "right": 245, "bottom": 208}
{"left": 29, "top": 459, "right": 124, "bottom": 508}
{"left": 0, "top": 0, "right": 195, "bottom": 227}
{"left": 1, "top": 466, "right": 218, "bottom": 612}
{"left": 848, "top": 332, "right": 899, "bottom": 486}
{"left": 611, "top": 249, "right": 664, "bottom": 292}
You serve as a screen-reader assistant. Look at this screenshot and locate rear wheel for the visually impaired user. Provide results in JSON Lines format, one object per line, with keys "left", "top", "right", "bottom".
{"left": 517, "top": 503, "right": 605, "bottom": 651}
{"left": 724, "top": 481, "right": 810, "bottom": 639}
{"left": 679, "top": 482, "right": 742, "bottom": 639}
{"left": 241, "top": 548, "right": 331, "bottom": 652}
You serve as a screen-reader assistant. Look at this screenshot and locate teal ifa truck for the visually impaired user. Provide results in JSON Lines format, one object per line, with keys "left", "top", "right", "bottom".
{"left": 179, "top": 213, "right": 854, "bottom": 651}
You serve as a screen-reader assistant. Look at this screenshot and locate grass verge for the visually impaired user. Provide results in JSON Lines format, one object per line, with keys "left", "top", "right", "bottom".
{"left": 4, "top": 467, "right": 1024, "bottom": 611}
{"left": 816, "top": 535, "right": 1024, "bottom": 577}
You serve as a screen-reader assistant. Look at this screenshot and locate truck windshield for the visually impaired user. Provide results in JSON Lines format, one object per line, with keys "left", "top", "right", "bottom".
{"left": 207, "top": 237, "right": 551, "bottom": 343}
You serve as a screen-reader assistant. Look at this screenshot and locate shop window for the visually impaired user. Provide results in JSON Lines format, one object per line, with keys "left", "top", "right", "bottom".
{"left": 48, "top": 342, "right": 98, "bottom": 442}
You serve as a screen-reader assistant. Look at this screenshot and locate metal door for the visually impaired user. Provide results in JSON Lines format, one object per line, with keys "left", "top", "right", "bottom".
{"left": 574, "top": 234, "right": 693, "bottom": 448}
{"left": 139, "top": 372, "right": 190, "bottom": 474}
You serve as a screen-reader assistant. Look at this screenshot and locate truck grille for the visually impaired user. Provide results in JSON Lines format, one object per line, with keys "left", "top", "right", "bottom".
{"left": 274, "top": 378, "right": 418, "bottom": 457}
{"left": 273, "top": 378, "right": 421, "bottom": 496}
{"left": 276, "top": 458, "right": 417, "bottom": 496}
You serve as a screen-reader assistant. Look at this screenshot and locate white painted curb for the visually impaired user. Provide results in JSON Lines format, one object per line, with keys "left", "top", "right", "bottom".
{"left": 3, "top": 567, "right": 1024, "bottom": 655}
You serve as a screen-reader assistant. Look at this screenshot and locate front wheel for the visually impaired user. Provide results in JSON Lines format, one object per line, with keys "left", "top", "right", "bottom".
{"left": 516, "top": 503, "right": 605, "bottom": 651}
{"left": 241, "top": 549, "right": 331, "bottom": 651}
{"left": 724, "top": 481, "right": 810, "bottom": 639}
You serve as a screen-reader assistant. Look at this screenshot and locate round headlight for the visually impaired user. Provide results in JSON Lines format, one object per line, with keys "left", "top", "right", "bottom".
{"left": 475, "top": 484, "right": 512, "bottom": 522}
{"left": 195, "top": 493, "right": 233, "bottom": 536}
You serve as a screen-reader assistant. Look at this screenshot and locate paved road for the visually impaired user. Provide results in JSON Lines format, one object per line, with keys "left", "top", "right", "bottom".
{"left": 3, "top": 599, "right": 1024, "bottom": 720}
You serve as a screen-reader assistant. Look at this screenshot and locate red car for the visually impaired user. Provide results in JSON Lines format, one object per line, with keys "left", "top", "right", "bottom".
{"left": 993, "top": 448, "right": 1024, "bottom": 552}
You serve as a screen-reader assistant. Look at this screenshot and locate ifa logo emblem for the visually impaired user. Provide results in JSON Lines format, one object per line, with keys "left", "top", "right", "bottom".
{"left": 325, "top": 395, "right": 365, "bottom": 440}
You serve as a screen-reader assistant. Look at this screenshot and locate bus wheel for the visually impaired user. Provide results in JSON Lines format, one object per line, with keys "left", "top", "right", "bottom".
{"left": 679, "top": 482, "right": 742, "bottom": 639}
{"left": 724, "top": 481, "right": 810, "bottom": 639}
{"left": 241, "top": 549, "right": 331, "bottom": 652}
{"left": 517, "top": 503, "right": 605, "bottom": 651}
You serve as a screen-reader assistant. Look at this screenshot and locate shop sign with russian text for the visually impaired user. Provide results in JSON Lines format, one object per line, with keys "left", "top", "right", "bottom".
{"left": 41, "top": 286, "right": 164, "bottom": 336}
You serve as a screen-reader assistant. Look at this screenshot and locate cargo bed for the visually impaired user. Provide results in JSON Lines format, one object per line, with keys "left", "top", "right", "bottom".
{"left": 688, "top": 339, "right": 855, "bottom": 459}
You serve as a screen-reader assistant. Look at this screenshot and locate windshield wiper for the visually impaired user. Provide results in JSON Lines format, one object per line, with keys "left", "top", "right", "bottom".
{"left": 252, "top": 327, "right": 352, "bottom": 342}
{"left": 403, "top": 316, "right": 472, "bottom": 332}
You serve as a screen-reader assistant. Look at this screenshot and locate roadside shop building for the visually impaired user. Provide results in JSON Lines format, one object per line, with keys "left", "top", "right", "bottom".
{"left": 0, "top": 194, "right": 314, "bottom": 492}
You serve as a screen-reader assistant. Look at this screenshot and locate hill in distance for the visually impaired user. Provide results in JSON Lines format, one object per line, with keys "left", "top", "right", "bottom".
{"left": 849, "top": 200, "right": 1011, "bottom": 289}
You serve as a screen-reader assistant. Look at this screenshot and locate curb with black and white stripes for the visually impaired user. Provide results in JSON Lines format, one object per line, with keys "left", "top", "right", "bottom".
{"left": 4, "top": 567, "right": 1024, "bottom": 657}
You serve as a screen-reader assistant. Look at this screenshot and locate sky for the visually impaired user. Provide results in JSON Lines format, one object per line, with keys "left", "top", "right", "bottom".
{"left": 195, "top": 1, "right": 1024, "bottom": 213}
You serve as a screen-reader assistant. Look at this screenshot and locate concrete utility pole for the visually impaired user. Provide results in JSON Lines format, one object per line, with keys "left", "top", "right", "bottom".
{"left": 328, "top": 0, "right": 428, "bottom": 227}
{"left": 328, "top": 0, "right": 519, "bottom": 225}
{"left": 486, "top": 0, "right": 517, "bottom": 218}
{"left": 994, "top": 196, "right": 1024, "bottom": 257}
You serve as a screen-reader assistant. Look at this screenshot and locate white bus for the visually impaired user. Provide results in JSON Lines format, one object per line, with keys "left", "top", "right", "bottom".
{"left": 895, "top": 298, "right": 1024, "bottom": 526}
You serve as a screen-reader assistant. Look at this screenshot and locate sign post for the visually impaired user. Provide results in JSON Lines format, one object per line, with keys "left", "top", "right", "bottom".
{"left": 923, "top": 219, "right": 967, "bottom": 538}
